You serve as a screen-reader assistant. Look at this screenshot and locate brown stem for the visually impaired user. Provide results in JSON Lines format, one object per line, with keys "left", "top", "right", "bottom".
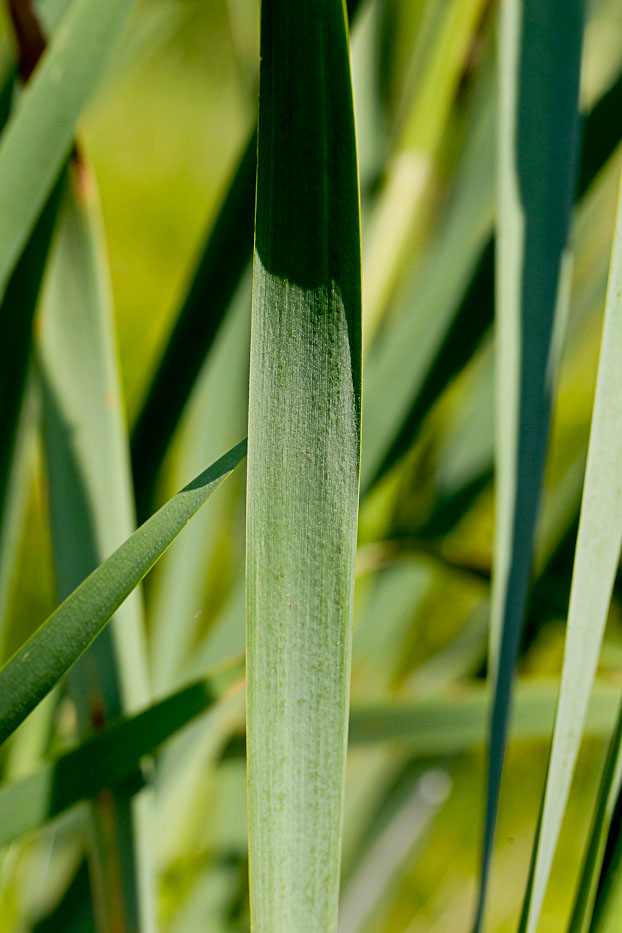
{"left": 7, "top": 0, "right": 47, "bottom": 81}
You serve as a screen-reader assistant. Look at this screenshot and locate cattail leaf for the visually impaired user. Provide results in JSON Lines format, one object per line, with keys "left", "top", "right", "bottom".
{"left": 0, "top": 440, "right": 246, "bottom": 744}
{"left": 245, "top": 1, "right": 362, "bottom": 929}
{"left": 517, "top": 172, "right": 622, "bottom": 933}
{"left": 476, "top": 1, "right": 584, "bottom": 924}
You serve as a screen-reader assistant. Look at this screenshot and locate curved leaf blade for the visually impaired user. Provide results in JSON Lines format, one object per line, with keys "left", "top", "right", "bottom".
{"left": 130, "top": 0, "right": 367, "bottom": 521}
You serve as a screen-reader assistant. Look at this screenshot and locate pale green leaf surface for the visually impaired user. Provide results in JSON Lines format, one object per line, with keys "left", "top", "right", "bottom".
{"left": 0, "top": 439, "right": 246, "bottom": 744}
{"left": 0, "top": 0, "right": 137, "bottom": 301}
{"left": 518, "top": 174, "right": 622, "bottom": 933}
{"left": 246, "top": 1, "right": 362, "bottom": 930}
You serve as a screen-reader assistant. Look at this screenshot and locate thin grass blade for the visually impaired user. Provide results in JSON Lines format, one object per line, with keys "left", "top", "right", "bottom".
{"left": 0, "top": 0, "right": 138, "bottom": 301}
{"left": 517, "top": 171, "right": 622, "bottom": 933}
{"left": 477, "top": 1, "right": 584, "bottom": 923}
{"left": 0, "top": 439, "right": 246, "bottom": 744}
{"left": 245, "top": 0, "right": 362, "bottom": 929}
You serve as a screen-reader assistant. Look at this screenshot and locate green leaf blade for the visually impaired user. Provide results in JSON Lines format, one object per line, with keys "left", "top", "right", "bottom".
{"left": 245, "top": 2, "right": 362, "bottom": 930}
{"left": 477, "top": 0, "right": 584, "bottom": 924}
{"left": 519, "top": 175, "right": 622, "bottom": 933}
{"left": 0, "top": 439, "right": 246, "bottom": 744}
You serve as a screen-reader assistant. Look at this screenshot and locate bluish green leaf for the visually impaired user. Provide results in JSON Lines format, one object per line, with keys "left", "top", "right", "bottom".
{"left": 477, "top": 1, "right": 584, "bottom": 924}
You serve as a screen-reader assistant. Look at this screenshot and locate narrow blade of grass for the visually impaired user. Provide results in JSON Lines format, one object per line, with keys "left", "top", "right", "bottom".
{"left": 0, "top": 439, "right": 246, "bottom": 744}
{"left": 0, "top": 0, "right": 139, "bottom": 301}
{"left": 517, "top": 172, "right": 622, "bottom": 933}
{"left": 477, "top": 0, "right": 584, "bottom": 924}
{"left": 245, "top": 1, "right": 362, "bottom": 929}
{"left": 0, "top": 658, "right": 243, "bottom": 849}
{"left": 38, "top": 158, "right": 154, "bottom": 931}
{"left": 569, "top": 698, "right": 622, "bottom": 933}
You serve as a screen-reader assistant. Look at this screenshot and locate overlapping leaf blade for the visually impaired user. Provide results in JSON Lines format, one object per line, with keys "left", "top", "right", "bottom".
{"left": 130, "top": 0, "right": 366, "bottom": 520}
{"left": 0, "top": 658, "right": 243, "bottom": 849}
